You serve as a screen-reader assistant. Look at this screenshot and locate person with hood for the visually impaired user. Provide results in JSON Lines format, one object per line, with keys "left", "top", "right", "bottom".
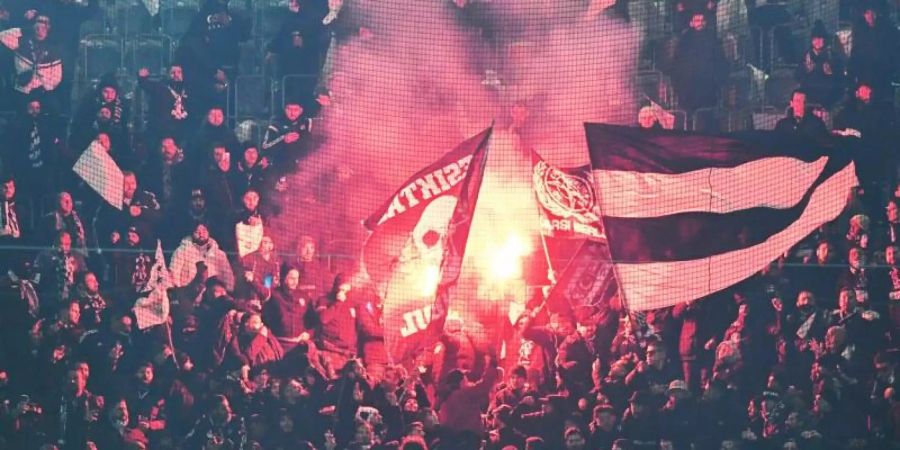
{"left": 797, "top": 21, "right": 845, "bottom": 108}
{"left": 138, "top": 65, "right": 192, "bottom": 143}
{"left": 265, "top": 0, "right": 330, "bottom": 82}
{"left": 185, "top": 0, "right": 252, "bottom": 77}
{"left": 226, "top": 311, "right": 284, "bottom": 368}
{"left": 175, "top": 0, "right": 251, "bottom": 114}
{"left": 231, "top": 143, "right": 272, "bottom": 200}
{"left": 170, "top": 222, "right": 235, "bottom": 291}
{"left": 70, "top": 74, "right": 129, "bottom": 158}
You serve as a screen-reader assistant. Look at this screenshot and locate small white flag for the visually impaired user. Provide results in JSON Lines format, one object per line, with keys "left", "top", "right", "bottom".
{"left": 73, "top": 140, "right": 124, "bottom": 210}
{"left": 142, "top": 0, "right": 160, "bottom": 17}
{"left": 133, "top": 240, "right": 171, "bottom": 329}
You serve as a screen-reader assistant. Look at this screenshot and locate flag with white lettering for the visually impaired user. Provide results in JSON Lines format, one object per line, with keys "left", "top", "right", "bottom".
{"left": 587, "top": 124, "right": 857, "bottom": 311}
{"left": 366, "top": 127, "right": 492, "bottom": 364}
{"left": 133, "top": 240, "right": 170, "bottom": 329}
{"left": 362, "top": 128, "right": 494, "bottom": 286}
{"left": 530, "top": 149, "right": 605, "bottom": 240}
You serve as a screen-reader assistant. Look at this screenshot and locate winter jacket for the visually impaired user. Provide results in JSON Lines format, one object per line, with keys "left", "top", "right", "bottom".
{"left": 169, "top": 235, "right": 235, "bottom": 291}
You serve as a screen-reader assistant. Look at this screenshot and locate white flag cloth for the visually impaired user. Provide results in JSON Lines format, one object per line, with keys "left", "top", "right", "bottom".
{"left": 142, "top": 0, "right": 160, "bottom": 16}
{"left": 235, "top": 221, "right": 264, "bottom": 258}
{"left": 134, "top": 240, "right": 171, "bottom": 329}
{"left": 73, "top": 140, "right": 124, "bottom": 210}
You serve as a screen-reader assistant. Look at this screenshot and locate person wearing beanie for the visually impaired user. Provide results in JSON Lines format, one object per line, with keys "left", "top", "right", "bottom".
{"left": 797, "top": 20, "right": 844, "bottom": 107}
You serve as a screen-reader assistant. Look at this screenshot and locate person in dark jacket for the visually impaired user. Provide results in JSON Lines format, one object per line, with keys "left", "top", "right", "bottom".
{"left": 70, "top": 75, "right": 130, "bottom": 160}
{"left": 834, "top": 82, "right": 897, "bottom": 217}
{"left": 774, "top": 89, "right": 829, "bottom": 141}
{"left": 263, "top": 267, "right": 314, "bottom": 356}
{"left": 140, "top": 137, "right": 189, "bottom": 211}
{"left": 670, "top": 12, "right": 727, "bottom": 113}
{"left": 226, "top": 311, "right": 283, "bottom": 369}
{"left": 357, "top": 289, "right": 386, "bottom": 380}
{"left": 439, "top": 354, "right": 501, "bottom": 437}
{"left": 28, "top": 0, "right": 98, "bottom": 109}
{"left": 187, "top": 106, "right": 241, "bottom": 170}
{"left": 312, "top": 273, "right": 358, "bottom": 378}
{"left": 3, "top": 96, "right": 65, "bottom": 203}
{"left": 137, "top": 65, "right": 192, "bottom": 143}
{"left": 673, "top": 298, "right": 714, "bottom": 393}
{"left": 797, "top": 21, "right": 845, "bottom": 108}
{"left": 89, "top": 397, "right": 150, "bottom": 450}
{"left": 262, "top": 101, "right": 313, "bottom": 172}
{"left": 848, "top": 6, "right": 899, "bottom": 100}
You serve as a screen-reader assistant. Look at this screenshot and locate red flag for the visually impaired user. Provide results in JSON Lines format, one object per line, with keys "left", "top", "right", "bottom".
{"left": 530, "top": 150, "right": 605, "bottom": 240}
{"left": 429, "top": 126, "right": 492, "bottom": 355}
{"left": 362, "top": 128, "right": 494, "bottom": 287}
{"left": 367, "top": 128, "right": 493, "bottom": 363}
{"left": 543, "top": 239, "right": 617, "bottom": 316}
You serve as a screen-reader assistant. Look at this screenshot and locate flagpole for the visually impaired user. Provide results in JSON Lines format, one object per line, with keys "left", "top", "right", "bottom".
{"left": 536, "top": 215, "right": 556, "bottom": 284}
{"left": 166, "top": 319, "right": 180, "bottom": 370}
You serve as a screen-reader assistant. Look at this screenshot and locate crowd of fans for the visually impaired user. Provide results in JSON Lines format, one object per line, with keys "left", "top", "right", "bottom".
{"left": 0, "top": 0, "right": 897, "bottom": 450}
{"left": 648, "top": 0, "right": 900, "bottom": 132}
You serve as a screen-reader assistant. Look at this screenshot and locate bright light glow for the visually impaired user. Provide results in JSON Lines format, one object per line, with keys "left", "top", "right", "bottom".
{"left": 419, "top": 264, "right": 441, "bottom": 296}
{"left": 489, "top": 233, "right": 531, "bottom": 281}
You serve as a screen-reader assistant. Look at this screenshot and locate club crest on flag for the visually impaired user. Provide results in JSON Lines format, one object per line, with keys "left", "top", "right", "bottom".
{"left": 532, "top": 158, "right": 604, "bottom": 239}
{"left": 533, "top": 160, "right": 598, "bottom": 219}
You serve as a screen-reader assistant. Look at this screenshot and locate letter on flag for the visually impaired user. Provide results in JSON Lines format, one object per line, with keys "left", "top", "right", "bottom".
{"left": 364, "top": 128, "right": 493, "bottom": 363}
{"left": 530, "top": 149, "right": 605, "bottom": 240}
{"left": 586, "top": 124, "right": 858, "bottom": 311}
{"left": 73, "top": 139, "right": 124, "bottom": 210}
{"left": 134, "top": 240, "right": 171, "bottom": 329}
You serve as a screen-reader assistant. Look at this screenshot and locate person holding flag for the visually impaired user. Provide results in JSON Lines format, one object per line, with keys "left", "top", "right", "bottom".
{"left": 133, "top": 239, "right": 172, "bottom": 331}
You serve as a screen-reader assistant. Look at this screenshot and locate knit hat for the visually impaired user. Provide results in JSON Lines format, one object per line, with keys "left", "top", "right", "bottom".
{"left": 811, "top": 20, "right": 829, "bottom": 40}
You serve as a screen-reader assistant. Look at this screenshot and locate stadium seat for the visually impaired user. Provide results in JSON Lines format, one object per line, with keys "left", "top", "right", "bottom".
{"left": 230, "top": 75, "right": 272, "bottom": 119}
{"left": 81, "top": 35, "right": 123, "bottom": 82}
{"left": 161, "top": 5, "right": 198, "bottom": 40}
{"left": 125, "top": 35, "right": 173, "bottom": 75}
{"left": 116, "top": 2, "right": 156, "bottom": 37}
{"left": 257, "top": 5, "right": 285, "bottom": 41}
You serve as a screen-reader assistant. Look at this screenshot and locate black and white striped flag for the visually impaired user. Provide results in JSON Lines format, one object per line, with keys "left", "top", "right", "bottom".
{"left": 586, "top": 124, "right": 858, "bottom": 312}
